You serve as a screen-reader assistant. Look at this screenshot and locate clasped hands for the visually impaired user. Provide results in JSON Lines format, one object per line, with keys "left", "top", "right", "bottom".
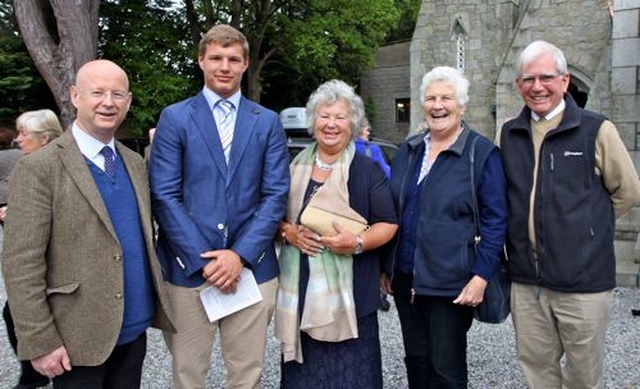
{"left": 200, "top": 249, "right": 243, "bottom": 293}
{"left": 279, "top": 221, "right": 359, "bottom": 256}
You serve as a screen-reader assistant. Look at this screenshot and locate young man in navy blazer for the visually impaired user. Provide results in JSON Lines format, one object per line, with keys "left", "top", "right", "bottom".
{"left": 149, "top": 24, "right": 290, "bottom": 388}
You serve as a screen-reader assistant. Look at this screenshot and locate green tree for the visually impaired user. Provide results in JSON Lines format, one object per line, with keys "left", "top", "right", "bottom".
{"left": 385, "top": 0, "right": 421, "bottom": 42}
{"left": 281, "top": 0, "right": 399, "bottom": 98}
{"left": 4, "top": 0, "right": 407, "bottom": 129}
{"left": 0, "top": 2, "right": 56, "bottom": 124}
{"left": 99, "top": 0, "right": 201, "bottom": 134}
{"left": 0, "top": 30, "right": 56, "bottom": 124}
{"left": 183, "top": 0, "right": 400, "bottom": 109}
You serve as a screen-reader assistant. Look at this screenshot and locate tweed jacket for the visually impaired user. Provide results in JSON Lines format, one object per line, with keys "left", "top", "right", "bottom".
{"left": 2, "top": 130, "right": 173, "bottom": 366}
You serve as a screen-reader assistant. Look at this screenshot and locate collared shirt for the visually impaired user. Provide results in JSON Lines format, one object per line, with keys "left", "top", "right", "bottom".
{"left": 531, "top": 99, "right": 565, "bottom": 122}
{"left": 202, "top": 88, "right": 241, "bottom": 148}
{"left": 71, "top": 123, "right": 116, "bottom": 171}
{"left": 202, "top": 87, "right": 241, "bottom": 115}
{"left": 417, "top": 127, "right": 463, "bottom": 183}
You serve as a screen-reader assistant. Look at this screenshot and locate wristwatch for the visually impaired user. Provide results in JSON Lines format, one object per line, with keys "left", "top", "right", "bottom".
{"left": 353, "top": 235, "right": 364, "bottom": 255}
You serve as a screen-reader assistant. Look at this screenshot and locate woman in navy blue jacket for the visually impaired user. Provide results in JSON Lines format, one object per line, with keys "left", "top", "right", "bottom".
{"left": 381, "top": 66, "right": 507, "bottom": 388}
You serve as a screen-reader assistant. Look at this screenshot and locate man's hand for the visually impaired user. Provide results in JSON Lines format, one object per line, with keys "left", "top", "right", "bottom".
{"left": 453, "top": 275, "right": 488, "bottom": 307}
{"left": 200, "top": 249, "right": 243, "bottom": 293}
{"left": 31, "top": 346, "right": 72, "bottom": 378}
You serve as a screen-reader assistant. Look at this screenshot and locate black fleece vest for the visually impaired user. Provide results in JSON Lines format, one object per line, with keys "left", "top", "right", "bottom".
{"left": 500, "top": 95, "right": 614, "bottom": 293}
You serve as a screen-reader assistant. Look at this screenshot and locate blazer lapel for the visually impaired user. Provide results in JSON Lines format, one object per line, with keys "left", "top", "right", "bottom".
{"left": 190, "top": 93, "right": 228, "bottom": 177}
{"left": 226, "top": 97, "right": 259, "bottom": 184}
{"left": 56, "top": 131, "right": 118, "bottom": 241}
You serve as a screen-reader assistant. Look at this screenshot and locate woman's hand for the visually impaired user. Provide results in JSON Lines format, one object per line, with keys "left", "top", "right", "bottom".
{"left": 281, "top": 222, "right": 324, "bottom": 256}
{"left": 0, "top": 205, "right": 7, "bottom": 221}
{"left": 320, "top": 223, "right": 360, "bottom": 255}
{"left": 453, "top": 275, "right": 488, "bottom": 307}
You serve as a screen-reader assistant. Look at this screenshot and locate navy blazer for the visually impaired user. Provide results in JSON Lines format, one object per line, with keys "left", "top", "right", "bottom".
{"left": 149, "top": 92, "right": 290, "bottom": 287}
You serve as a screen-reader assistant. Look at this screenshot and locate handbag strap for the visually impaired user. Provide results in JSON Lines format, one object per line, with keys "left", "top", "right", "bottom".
{"left": 469, "top": 135, "right": 481, "bottom": 251}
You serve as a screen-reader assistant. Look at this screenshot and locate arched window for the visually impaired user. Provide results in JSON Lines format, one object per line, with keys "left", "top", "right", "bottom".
{"left": 452, "top": 18, "right": 467, "bottom": 73}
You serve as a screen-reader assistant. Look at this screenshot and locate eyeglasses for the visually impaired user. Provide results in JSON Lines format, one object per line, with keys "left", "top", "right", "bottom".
{"left": 518, "top": 73, "right": 564, "bottom": 87}
{"left": 75, "top": 87, "right": 131, "bottom": 102}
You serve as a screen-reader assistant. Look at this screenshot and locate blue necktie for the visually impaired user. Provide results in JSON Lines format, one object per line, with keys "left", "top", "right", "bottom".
{"left": 101, "top": 146, "right": 115, "bottom": 179}
{"left": 216, "top": 100, "right": 235, "bottom": 164}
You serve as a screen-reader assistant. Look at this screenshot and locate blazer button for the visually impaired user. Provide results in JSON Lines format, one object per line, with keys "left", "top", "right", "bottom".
{"left": 114, "top": 255, "right": 123, "bottom": 262}
{"left": 115, "top": 293, "right": 123, "bottom": 299}
{"left": 217, "top": 223, "right": 225, "bottom": 230}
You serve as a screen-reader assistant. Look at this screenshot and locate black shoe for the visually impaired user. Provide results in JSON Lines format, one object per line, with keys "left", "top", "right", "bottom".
{"left": 380, "top": 295, "right": 391, "bottom": 311}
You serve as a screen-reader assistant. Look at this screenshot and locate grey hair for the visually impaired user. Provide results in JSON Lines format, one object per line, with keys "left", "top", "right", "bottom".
{"left": 15, "top": 109, "right": 63, "bottom": 143}
{"left": 305, "top": 79, "right": 365, "bottom": 140}
{"left": 516, "top": 40, "right": 567, "bottom": 78}
{"left": 419, "top": 66, "right": 469, "bottom": 106}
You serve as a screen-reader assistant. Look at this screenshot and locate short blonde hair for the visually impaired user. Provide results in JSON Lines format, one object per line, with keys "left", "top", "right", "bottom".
{"left": 16, "top": 109, "right": 64, "bottom": 143}
{"left": 198, "top": 24, "right": 249, "bottom": 59}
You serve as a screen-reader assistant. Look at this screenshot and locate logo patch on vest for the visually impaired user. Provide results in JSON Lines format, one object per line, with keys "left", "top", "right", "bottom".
{"left": 563, "top": 151, "right": 583, "bottom": 157}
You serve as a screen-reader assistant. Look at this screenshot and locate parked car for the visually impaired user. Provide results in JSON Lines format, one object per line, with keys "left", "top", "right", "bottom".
{"left": 287, "top": 136, "right": 398, "bottom": 164}
{"left": 279, "top": 107, "right": 309, "bottom": 137}
{"left": 280, "top": 107, "right": 399, "bottom": 164}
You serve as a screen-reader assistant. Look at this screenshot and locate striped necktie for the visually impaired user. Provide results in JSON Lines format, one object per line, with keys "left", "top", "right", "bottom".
{"left": 216, "top": 100, "right": 235, "bottom": 164}
{"left": 100, "top": 146, "right": 115, "bottom": 179}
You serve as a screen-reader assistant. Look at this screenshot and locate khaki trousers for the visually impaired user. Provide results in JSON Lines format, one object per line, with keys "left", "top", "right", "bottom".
{"left": 163, "top": 278, "right": 278, "bottom": 389}
{"left": 511, "top": 282, "right": 613, "bottom": 389}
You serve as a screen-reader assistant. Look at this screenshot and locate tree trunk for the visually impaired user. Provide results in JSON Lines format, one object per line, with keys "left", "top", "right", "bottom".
{"left": 13, "top": 0, "right": 100, "bottom": 129}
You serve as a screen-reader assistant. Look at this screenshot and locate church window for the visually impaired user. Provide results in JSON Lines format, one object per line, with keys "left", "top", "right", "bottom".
{"left": 453, "top": 18, "right": 467, "bottom": 73}
{"left": 395, "top": 99, "right": 410, "bottom": 123}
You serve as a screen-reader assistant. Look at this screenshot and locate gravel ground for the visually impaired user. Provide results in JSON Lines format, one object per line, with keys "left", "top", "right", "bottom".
{"left": 1, "top": 258, "right": 639, "bottom": 388}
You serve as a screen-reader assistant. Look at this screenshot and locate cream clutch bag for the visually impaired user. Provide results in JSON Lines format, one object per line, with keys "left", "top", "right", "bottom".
{"left": 300, "top": 205, "right": 369, "bottom": 236}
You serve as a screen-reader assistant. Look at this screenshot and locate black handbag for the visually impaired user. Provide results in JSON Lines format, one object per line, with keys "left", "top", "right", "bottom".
{"left": 469, "top": 136, "right": 511, "bottom": 324}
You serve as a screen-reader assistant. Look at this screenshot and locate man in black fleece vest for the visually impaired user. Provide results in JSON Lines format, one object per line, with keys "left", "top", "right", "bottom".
{"left": 499, "top": 40, "right": 640, "bottom": 388}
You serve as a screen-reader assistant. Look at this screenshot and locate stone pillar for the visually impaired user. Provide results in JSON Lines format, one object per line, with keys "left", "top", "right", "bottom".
{"left": 612, "top": 0, "right": 640, "bottom": 286}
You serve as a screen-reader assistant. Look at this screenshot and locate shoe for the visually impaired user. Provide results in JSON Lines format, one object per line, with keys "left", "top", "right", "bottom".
{"left": 380, "top": 294, "right": 391, "bottom": 312}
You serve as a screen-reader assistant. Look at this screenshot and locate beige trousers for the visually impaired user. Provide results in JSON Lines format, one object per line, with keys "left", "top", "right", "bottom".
{"left": 163, "top": 278, "right": 278, "bottom": 389}
{"left": 511, "top": 282, "right": 613, "bottom": 389}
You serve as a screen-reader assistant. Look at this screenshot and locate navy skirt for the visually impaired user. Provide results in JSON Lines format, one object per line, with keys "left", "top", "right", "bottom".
{"left": 280, "top": 312, "right": 382, "bottom": 389}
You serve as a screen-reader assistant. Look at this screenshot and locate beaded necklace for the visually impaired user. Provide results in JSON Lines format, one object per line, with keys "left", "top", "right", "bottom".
{"left": 314, "top": 153, "right": 336, "bottom": 171}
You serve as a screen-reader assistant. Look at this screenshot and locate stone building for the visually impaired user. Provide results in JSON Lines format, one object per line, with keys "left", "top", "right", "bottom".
{"left": 360, "top": 0, "right": 640, "bottom": 286}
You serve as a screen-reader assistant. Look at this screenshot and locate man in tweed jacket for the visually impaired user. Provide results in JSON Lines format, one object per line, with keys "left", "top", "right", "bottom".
{"left": 2, "top": 60, "right": 173, "bottom": 388}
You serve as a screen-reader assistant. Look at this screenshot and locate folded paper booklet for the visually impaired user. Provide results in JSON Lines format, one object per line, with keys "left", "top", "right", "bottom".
{"left": 199, "top": 268, "right": 263, "bottom": 322}
{"left": 300, "top": 205, "right": 368, "bottom": 236}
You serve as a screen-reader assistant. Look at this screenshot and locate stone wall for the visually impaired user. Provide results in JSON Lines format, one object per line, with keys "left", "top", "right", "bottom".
{"left": 360, "top": 41, "right": 412, "bottom": 144}
{"left": 360, "top": 0, "right": 640, "bottom": 285}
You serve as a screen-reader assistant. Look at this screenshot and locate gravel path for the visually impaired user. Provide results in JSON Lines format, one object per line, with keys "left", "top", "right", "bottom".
{"left": 1, "top": 260, "right": 639, "bottom": 388}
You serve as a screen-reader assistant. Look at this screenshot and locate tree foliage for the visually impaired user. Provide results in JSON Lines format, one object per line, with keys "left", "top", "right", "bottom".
{"left": 183, "top": 0, "right": 400, "bottom": 109}
{"left": 0, "top": 3, "right": 56, "bottom": 125}
{"left": 276, "top": 0, "right": 400, "bottom": 106}
{"left": 2, "top": 0, "right": 413, "bottom": 130}
{"left": 385, "top": 0, "right": 421, "bottom": 43}
{"left": 99, "top": 0, "right": 200, "bottom": 135}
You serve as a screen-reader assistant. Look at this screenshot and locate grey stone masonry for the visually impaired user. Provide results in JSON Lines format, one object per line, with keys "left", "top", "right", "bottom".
{"left": 360, "top": 0, "right": 640, "bottom": 285}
